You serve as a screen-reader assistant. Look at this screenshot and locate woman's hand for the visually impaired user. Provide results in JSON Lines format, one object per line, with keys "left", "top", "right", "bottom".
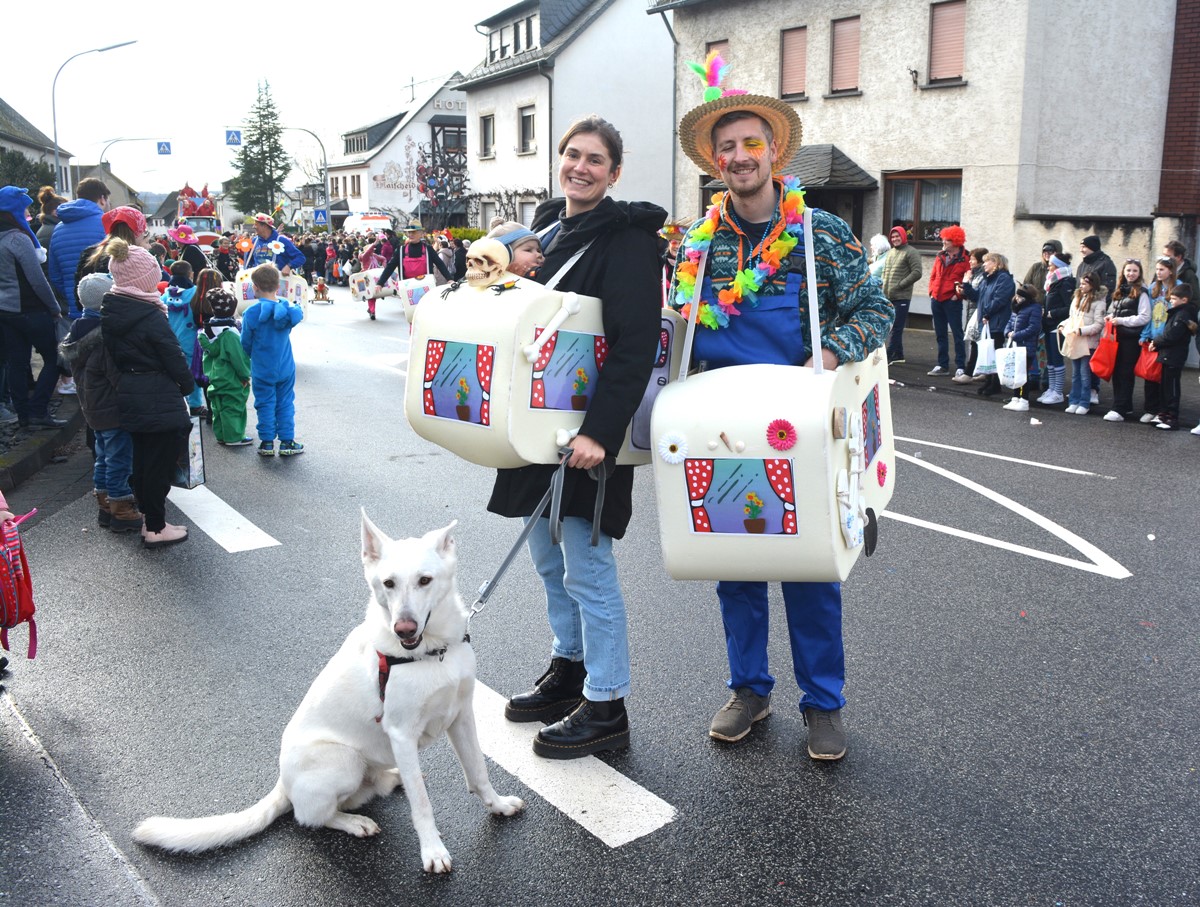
{"left": 566, "top": 434, "right": 606, "bottom": 470}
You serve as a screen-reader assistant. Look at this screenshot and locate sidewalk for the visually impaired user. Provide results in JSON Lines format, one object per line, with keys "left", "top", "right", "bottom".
{"left": 0, "top": 393, "right": 89, "bottom": 505}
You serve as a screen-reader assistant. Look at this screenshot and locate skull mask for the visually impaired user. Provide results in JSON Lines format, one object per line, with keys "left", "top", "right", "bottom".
{"left": 465, "top": 238, "right": 511, "bottom": 289}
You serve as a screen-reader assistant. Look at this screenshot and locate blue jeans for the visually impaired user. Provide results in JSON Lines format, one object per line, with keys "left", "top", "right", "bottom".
{"left": 887, "top": 298, "right": 910, "bottom": 359}
{"left": 716, "top": 580, "right": 846, "bottom": 712}
{"left": 1068, "top": 356, "right": 1093, "bottom": 407}
{"left": 93, "top": 428, "right": 134, "bottom": 498}
{"left": 930, "top": 298, "right": 965, "bottom": 370}
{"left": 524, "top": 516, "right": 630, "bottom": 700}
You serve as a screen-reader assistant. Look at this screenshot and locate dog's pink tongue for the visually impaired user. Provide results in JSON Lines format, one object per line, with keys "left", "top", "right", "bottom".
{"left": 394, "top": 619, "right": 419, "bottom": 638}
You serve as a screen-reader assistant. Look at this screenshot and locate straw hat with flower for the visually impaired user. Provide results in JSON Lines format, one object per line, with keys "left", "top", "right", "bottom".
{"left": 678, "top": 52, "right": 803, "bottom": 179}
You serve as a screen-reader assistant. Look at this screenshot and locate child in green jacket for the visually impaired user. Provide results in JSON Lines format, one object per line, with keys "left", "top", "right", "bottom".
{"left": 198, "top": 288, "right": 252, "bottom": 445}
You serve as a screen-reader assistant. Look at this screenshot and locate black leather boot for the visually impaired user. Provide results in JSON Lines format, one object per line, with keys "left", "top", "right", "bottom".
{"left": 532, "top": 698, "right": 629, "bottom": 759}
{"left": 504, "top": 657, "right": 586, "bottom": 723}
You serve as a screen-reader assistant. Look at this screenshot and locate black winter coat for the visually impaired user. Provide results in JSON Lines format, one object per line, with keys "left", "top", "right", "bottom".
{"left": 59, "top": 318, "right": 121, "bottom": 431}
{"left": 101, "top": 292, "right": 195, "bottom": 433}
{"left": 486, "top": 196, "right": 667, "bottom": 540}
{"left": 1042, "top": 274, "right": 1076, "bottom": 332}
{"left": 1154, "top": 301, "right": 1199, "bottom": 368}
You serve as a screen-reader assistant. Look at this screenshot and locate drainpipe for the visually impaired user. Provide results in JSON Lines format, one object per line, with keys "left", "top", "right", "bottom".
{"left": 655, "top": 11, "right": 679, "bottom": 217}
{"left": 537, "top": 60, "right": 554, "bottom": 198}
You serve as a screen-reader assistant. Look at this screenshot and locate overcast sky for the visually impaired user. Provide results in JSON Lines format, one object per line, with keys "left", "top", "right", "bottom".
{"left": 7, "top": 0, "right": 505, "bottom": 195}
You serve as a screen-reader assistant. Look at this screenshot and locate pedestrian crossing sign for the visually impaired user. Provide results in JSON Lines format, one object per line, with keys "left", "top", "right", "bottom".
{"left": 226, "top": 130, "right": 241, "bottom": 146}
{"left": 314, "top": 209, "right": 328, "bottom": 225}
{"left": 157, "top": 142, "right": 171, "bottom": 155}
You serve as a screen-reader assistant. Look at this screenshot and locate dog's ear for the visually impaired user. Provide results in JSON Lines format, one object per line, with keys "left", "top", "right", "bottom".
{"left": 361, "top": 509, "right": 388, "bottom": 564}
{"left": 428, "top": 520, "right": 458, "bottom": 558}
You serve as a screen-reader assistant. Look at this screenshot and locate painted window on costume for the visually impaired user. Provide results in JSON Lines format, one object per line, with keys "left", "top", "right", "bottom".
{"left": 780, "top": 27, "right": 807, "bottom": 98}
{"left": 929, "top": 1, "right": 966, "bottom": 82}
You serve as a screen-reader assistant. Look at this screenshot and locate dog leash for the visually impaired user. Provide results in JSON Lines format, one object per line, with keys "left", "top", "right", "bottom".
{"left": 469, "top": 447, "right": 611, "bottom": 623}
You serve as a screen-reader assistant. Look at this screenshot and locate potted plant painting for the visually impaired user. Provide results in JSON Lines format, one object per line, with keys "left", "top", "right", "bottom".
{"left": 571, "top": 368, "right": 589, "bottom": 411}
{"left": 456, "top": 377, "right": 471, "bottom": 421}
{"left": 743, "top": 491, "right": 766, "bottom": 534}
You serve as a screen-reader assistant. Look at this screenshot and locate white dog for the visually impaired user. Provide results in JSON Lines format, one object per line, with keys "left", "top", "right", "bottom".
{"left": 133, "top": 514, "right": 524, "bottom": 873}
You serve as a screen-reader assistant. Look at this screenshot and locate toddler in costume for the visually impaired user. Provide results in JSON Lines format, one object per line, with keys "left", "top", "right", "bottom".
{"left": 198, "top": 288, "right": 252, "bottom": 446}
{"left": 241, "top": 264, "right": 305, "bottom": 456}
{"left": 162, "top": 260, "right": 206, "bottom": 414}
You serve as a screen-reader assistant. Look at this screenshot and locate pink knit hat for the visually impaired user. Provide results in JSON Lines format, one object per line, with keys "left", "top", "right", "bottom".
{"left": 109, "top": 243, "right": 165, "bottom": 304}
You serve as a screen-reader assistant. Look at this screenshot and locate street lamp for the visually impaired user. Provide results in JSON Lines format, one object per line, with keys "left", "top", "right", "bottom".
{"left": 99, "top": 137, "right": 156, "bottom": 166}
{"left": 283, "top": 127, "right": 328, "bottom": 231}
{"left": 53, "top": 41, "right": 137, "bottom": 193}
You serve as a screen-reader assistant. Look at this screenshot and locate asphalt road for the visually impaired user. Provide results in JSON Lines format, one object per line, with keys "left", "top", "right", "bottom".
{"left": 1, "top": 285, "right": 1196, "bottom": 906}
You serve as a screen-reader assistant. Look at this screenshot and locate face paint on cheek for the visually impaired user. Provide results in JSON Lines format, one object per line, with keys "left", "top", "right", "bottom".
{"left": 746, "top": 145, "right": 767, "bottom": 160}
{"left": 717, "top": 154, "right": 728, "bottom": 171}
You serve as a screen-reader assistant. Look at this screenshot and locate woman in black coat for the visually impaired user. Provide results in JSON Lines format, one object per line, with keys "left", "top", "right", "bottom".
{"left": 489, "top": 116, "right": 665, "bottom": 759}
{"left": 101, "top": 238, "right": 195, "bottom": 549}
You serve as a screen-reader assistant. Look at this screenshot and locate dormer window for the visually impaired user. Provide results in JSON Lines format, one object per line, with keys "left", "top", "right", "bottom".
{"left": 343, "top": 133, "right": 368, "bottom": 155}
{"left": 488, "top": 14, "right": 538, "bottom": 62}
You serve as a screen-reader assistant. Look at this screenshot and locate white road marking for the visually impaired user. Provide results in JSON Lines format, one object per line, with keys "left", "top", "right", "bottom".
{"left": 472, "top": 683, "right": 677, "bottom": 847}
{"left": 887, "top": 452, "right": 1131, "bottom": 578}
{"left": 894, "top": 435, "right": 1114, "bottom": 478}
{"left": 166, "top": 486, "right": 281, "bottom": 553}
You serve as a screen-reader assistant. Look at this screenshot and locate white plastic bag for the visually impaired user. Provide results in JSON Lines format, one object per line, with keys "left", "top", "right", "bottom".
{"left": 997, "top": 340, "right": 1027, "bottom": 389}
{"left": 973, "top": 322, "right": 996, "bottom": 376}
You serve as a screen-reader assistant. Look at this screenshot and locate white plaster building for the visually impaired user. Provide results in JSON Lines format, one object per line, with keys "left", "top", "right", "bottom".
{"left": 0, "top": 97, "right": 72, "bottom": 192}
{"left": 457, "top": 0, "right": 675, "bottom": 228}
{"left": 326, "top": 77, "right": 470, "bottom": 231}
{"left": 648, "top": 0, "right": 1196, "bottom": 311}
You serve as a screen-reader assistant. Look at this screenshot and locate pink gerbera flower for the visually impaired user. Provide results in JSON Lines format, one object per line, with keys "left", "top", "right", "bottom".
{"left": 766, "top": 419, "right": 797, "bottom": 451}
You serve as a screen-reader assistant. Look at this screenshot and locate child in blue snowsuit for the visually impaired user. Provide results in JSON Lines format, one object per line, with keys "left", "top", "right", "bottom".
{"left": 162, "top": 260, "right": 206, "bottom": 413}
{"left": 241, "top": 264, "right": 305, "bottom": 456}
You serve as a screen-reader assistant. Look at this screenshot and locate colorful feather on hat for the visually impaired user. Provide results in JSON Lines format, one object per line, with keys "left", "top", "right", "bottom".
{"left": 687, "top": 50, "right": 747, "bottom": 102}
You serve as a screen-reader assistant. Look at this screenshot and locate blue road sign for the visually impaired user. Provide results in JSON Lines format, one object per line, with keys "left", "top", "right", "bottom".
{"left": 226, "top": 130, "right": 241, "bottom": 146}
{"left": 157, "top": 142, "right": 171, "bottom": 155}
{"left": 313, "top": 209, "right": 328, "bottom": 225}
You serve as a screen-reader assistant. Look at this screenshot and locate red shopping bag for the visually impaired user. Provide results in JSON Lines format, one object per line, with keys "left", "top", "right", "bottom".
{"left": 1134, "top": 342, "right": 1162, "bottom": 383}
{"left": 1089, "top": 321, "right": 1118, "bottom": 381}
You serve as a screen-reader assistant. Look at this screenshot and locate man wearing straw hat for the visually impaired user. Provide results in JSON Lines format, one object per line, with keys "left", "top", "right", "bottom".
{"left": 670, "top": 54, "right": 893, "bottom": 761}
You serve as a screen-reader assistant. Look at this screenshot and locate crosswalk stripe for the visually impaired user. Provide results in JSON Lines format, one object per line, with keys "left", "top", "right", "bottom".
{"left": 471, "top": 683, "right": 677, "bottom": 848}
{"left": 166, "top": 486, "right": 281, "bottom": 553}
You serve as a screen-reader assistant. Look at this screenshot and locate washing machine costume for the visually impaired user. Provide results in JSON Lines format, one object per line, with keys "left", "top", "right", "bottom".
{"left": 662, "top": 53, "right": 895, "bottom": 759}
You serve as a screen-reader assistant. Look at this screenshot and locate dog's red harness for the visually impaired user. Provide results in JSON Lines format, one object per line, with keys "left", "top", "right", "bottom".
{"left": 375, "top": 637, "right": 468, "bottom": 723}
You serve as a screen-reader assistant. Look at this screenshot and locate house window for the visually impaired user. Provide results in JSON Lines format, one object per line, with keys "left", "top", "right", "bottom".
{"left": 340, "top": 176, "right": 347, "bottom": 199}
{"left": 830, "top": 16, "right": 860, "bottom": 93}
{"left": 519, "top": 106, "right": 536, "bottom": 153}
{"left": 350, "top": 175, "right": 361, "bottom": 198}
{"left": 513, "top": 20, "right": 522, "bottom": 53}
{"left": 489, "top": 31, "right": 501, "bottom": 62}
{"left": 929, "top": 1, "right": 966, "bottom": 82}
{"left": 884, "top": 171, "right": 962, "bottom": 244}
{"left": 526, "top": 15, "right": 536, "bottom": 49}
{"left": 480, "top": 115, "right": 495, "bottom": 157}
{"left": 520, "top": 201, "right": 537, "bottom": 226}
{"left": 481, "top": 200, "right": 497, "bottom": 228}
{"left": 780, "top": 27, "right": 807, "bottom": 98}
{"left": 444, "top": 127, "right": 466, "bottom": 153}
{"left": 706, "top": 39, "right": 730, "bottom": 59}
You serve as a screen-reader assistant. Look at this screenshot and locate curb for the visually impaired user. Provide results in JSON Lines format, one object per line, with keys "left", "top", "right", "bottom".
{"left": 0, "top": 396, "right": 86, "bottom": 494}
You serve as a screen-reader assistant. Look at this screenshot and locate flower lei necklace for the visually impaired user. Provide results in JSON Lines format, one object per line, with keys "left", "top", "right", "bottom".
{"left": 673, "top": 175, "right": 807, "bottom": 330}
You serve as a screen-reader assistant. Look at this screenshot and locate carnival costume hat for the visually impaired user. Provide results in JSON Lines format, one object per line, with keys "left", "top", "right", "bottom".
{"left": 678, "top": 51, "right": 803, "bottom": 178}
{"left": 403, "top": 220, "right": 425, "bottom": 234}
{"left": 0, "top": 186, "right": 40, "bottom": 248}
{"left": 103, "top": 205, "right": 147, "bottom": 238}
{"left": 205, "top": 287, "right": 238, "bottom": 319}
{"left": 660, "top": 220, "right": 688, "bottom": 240}
{"left": 253, "top": 212, "right": 275, "bottom": 228}
{"left": 168, "top": 223, "right": 200, "bottom": 245}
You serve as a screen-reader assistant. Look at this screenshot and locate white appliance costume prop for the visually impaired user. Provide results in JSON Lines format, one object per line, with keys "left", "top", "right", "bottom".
{"left": 651, "top": 208, "right": 894, "bottom": 583}
{"left": 234, "top": 270, "right": 311, "bottom": 320}
{"left": 356, "top": 269, "right": 436, "bottom": 322}
{"left": 404, "top": 238, "right": 683, "bottom": 467}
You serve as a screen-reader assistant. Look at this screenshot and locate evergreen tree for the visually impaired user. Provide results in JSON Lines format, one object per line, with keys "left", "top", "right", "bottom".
{"left": 0, "top": 150, "right": 55, "bottom": 193}
{"left": 230, "top": 82, "right": 290, "bottom": 216}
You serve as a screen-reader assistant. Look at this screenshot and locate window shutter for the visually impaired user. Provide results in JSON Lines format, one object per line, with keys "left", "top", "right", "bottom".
{"left": 929, "top": 1, "right": 966, "bottom": 81}
{"left": 706, "top": 39, "right": 730, "bottom": 60}
{"left": 830, "top": 17, "right": 860, "bottom": 92}
{"left": 781, "top": 28, "right": 807, "bottom": 96}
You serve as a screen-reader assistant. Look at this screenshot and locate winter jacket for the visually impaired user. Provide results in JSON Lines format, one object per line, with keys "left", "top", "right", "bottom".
{"left": 1108, "top": 286, "right": 1151, "bottom": 341}
{"left": 198, "top": 323, "right": 251, "bottom": 391}
{"left": 179, "top": 243, "right": 209, "bottom": 277}
{"left": 241, "top": 297, "right": 303, "bottom": 382}
{"left": 241, "top": 229, "right": 306, "bottom": 272}
{"left": 453, "top": 246, "right": 467, "bottom": 281}
{"left": 47, "top": 198, "right": 106, "bottom": 315}
{"left": 1153, "top": 301, "right": 1199, "bottom": 368}
{"left": 101, "top": 291, "right": 195, "bottom": 433}
{"left": 881, "top": 242, "right": 922, "bottom": 300}
{"left": 1042, "top": 272, "right": 1076, "bottom": 332}
{"left": 35, "top": 214, "right": 59, "bottom": 254}
{"left": 1059, "top": 292, "right": 1107, "bottom": 351}
{"left": 926, "top": 247, "right": 970, "bottom": 302}
{"left": 0, "top": 223, "right": 61, "bottom": 316}
{"left": 960, "top": 268, "right": 1016, "bottom": 336}
{"left": 487, "top": 196, "right": 666, "bottom": 540}
{"left": 1077, "top": 250, "right": 1117, "bottom": 305}
{"left": 1004, "top": 294, "right": 1043, "bottom": 357}
{"left": 58, "top": 314, "right": 121, "bottom": 431}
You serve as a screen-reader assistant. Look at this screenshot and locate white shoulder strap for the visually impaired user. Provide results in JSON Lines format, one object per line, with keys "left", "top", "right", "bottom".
{"left": 542, "top": 239, "right": 595, "bottom": 291}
